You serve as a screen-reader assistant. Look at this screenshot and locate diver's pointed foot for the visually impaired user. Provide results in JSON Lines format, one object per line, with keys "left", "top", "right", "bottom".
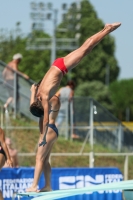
{"left": 105, "top": 22, "right": 121, "bottom": 32}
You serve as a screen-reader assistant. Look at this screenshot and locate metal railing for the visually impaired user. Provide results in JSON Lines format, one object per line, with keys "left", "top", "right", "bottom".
{"left": 49, "top": 152, "right": 132, "bottom": 180}
{"left": 16, "top": 151, "right": 131, "bottom": 181}
{"left": 0, "top": 60, "right": 36, "bottom": 121}
{"left": 56, "top": 97, "right": 133, "bottom": 152}
{"left": 1, "top": 96, "right": 133, "bottom": 153}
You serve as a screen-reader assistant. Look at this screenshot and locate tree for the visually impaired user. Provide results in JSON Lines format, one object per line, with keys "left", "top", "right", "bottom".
{"left": 109, "top": 79, "right": 133, "bottom": 120}
{"left": 57, "top": 0, "right": 120, "bottom": 86}
{"left": 0, "top": 30, "right": 51, "bottom": 82}
{"left": 75, "top": 80, "right": 113, "bottom": 111}
{"left": 0, "top": 0, "right": 120, "bottom": 86}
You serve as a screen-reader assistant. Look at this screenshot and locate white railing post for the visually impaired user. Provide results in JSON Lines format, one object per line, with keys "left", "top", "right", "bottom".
{"left": 89, "top": 151, "right": 94, "bottom": 168}
{"left": 49, "top": 155, "right": 52, "bottom": 165}
{"left": 70, "top": 100, "right": 74, "bottom": 141}
{"left": 89, "top": 98, "right": 94, "bottom": 150}
{"left": 66, "top": 100, "right": 69, "bottom": 140}
{"left": 124, "top": 155, "right": 128, "bottom": 180}
{"left": 118, "top": 124, "right": 122, "bottom": 152}
{"left": 13, "top": 72, "right": 17, "bottom": 119}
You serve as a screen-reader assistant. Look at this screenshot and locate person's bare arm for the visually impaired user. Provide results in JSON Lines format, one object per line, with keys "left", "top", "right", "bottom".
{"left": 39, "top": 97, "right": 49, "bottom": 147}
{"left": 49, "top": 96, "right": 61, "bottom": 124}
{"left": 49, "top": 95, "right": 60, "bottom": 111}
{"left": 0, "top": 191, "right": 4, "bottom": 200}
{"left": 0, "top": 128, "right": 13, "bottom": 167}
{"left": 39, "top": 117, "right": 43, "bottom": 133}
{"left": 15, "top": 68, "right": 29, "bottom": 79}
{"left": 14, "top": 149, "right": 19, "bottom": 167}
{"left": 30, "top": 84, "right": 37, "bottom": 105}
{"left": 12, "top": 62, "right": 29, "bottom": 79}
{"left": 19, "top": 71, "right": 29, "bottom": 79}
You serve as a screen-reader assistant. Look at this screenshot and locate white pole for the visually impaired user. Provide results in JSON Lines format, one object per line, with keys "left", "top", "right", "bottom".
{"left": 124, "top": 155, "right": 128, "bottom": 180}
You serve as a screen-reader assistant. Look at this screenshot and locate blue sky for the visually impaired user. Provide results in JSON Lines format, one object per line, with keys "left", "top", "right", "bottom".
{"left": 0, "top": 0, "right": 132, "bottom": 80}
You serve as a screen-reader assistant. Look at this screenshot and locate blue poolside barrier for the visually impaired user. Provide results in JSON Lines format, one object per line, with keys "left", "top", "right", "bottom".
{"left": 0, "top": 167, "right": 123, "bottom": 200}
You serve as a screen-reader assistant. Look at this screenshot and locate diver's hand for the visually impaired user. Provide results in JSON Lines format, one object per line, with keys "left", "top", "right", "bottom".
{"left": 6, "top": 159, "right": 13, "bottom": 167}
{"left": 39, "top": 140, "right": 47, "bottom": 147}
{"left": 30, "top": 84, "right": 37, "bottom": 93}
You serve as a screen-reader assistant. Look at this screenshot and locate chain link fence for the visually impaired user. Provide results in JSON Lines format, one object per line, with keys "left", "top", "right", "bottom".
{"left": 56, "top": 97, "right": 133, "bottom": 152}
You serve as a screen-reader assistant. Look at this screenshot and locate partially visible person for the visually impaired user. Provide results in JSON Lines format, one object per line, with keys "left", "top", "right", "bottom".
{"left": 2, "top": 53, "right": 29, "bottom": 109}
{"left": 56, "top": 80, "right": 79, "bottom": 139}
{"left": 0, "top": 128, "right": 13, "bottom": 199}
{"left": 4, "top": 137, "right": 19, "bottom": 168}
{"left": 29, "top": 22, "right": 121, "bottom": 147}
{"left": 56, "top": 80, "right": 75, "bottom": 127}
{"left": 26, "top": 83, "right": 60, "bottom": 192}
{"left": 0, "top": 192, "right": 3, "bottom": 200}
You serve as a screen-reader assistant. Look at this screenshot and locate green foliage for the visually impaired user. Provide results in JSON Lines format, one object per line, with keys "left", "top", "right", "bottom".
{"left": 109, "top": 79, "right": 133, "bottom": 120}
{"left": 0, "top": 0, "right": 119, "bottom": 85}
{"left": 0, "top": 31, "right": 51, "bottom": 82}
{"left": 75, "top": 80, "right": 113, "bottom": 111}
{"left": 58, "top": 0, "right": 119, "bottom": 86}
{"left": 0, "top": 0, "right": 120, "bottom": 113}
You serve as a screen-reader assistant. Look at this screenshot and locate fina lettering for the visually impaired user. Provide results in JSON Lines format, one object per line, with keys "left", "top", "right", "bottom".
{"left": 2, "top": 178, "right": 34, "bottom": 198}
{"left": 59, "top": 174, "right": 123, "bottom": 194}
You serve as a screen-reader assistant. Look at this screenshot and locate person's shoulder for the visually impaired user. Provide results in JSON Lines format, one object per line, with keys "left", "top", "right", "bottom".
{"left": 7, "top": 61, "right": 14, "bottom": 68}
{"left": 7, "top": 60, "right": 13, "bottom": 65}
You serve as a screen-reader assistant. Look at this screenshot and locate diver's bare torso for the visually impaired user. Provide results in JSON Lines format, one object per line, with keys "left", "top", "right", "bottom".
{"left": 37, "top": 66, "right": 63, "bottom": 100}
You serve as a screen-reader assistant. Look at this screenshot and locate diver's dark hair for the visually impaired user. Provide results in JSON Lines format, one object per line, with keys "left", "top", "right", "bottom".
{"left": 30, "top": 99, "right": 44, "bottom": 117}
{"left": 67, "top": 80, "right": 75, "bottom": 89}
{"left": 30, "top": 79, "right": 44, "bottom": 118}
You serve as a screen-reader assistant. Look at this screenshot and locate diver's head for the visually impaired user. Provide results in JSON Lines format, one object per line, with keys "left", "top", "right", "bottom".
{"left": 30, "top": 99, "right": 44, "bottom": 118}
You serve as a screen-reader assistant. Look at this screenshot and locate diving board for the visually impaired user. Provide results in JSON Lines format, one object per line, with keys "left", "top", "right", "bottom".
{"left": 17, "top": 179, "right": 133, "bottom": 200}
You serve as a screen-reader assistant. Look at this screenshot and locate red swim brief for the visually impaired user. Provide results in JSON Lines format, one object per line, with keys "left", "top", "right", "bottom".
{"left": 52, "top": 57, "right": 68, "bottom": 75}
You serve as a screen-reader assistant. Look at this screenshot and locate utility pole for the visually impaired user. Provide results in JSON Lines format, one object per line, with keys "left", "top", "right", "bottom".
{"left": 27, "top": 2, "right": 81, "bottom": 64}
{"left": 50, "top": 8, "right": 57, "bottom": 65}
